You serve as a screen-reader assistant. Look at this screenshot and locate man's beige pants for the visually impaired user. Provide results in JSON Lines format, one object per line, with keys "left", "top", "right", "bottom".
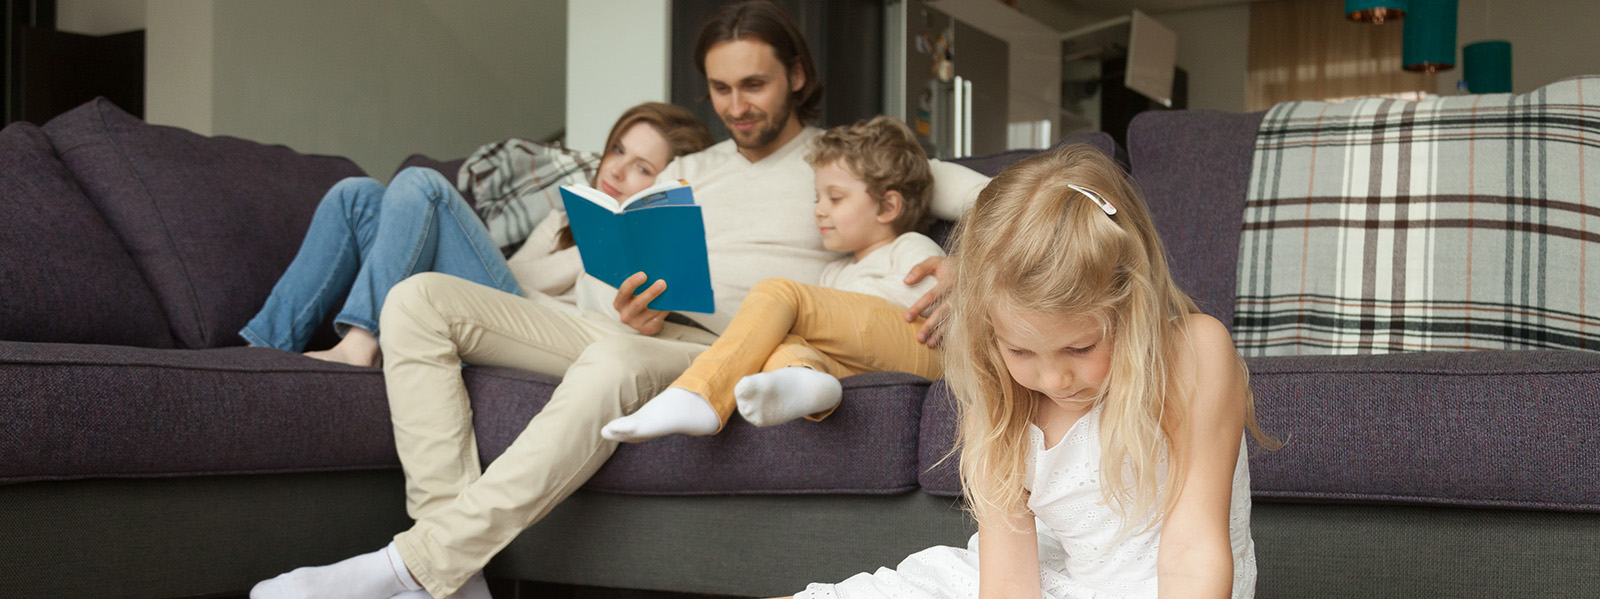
{"left": 376, "top": 272, "right": 717, "bottom": 596}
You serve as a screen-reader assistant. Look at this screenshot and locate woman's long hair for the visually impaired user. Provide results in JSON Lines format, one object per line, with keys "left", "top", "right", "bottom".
{"left": 944, "top": 144, "right": 1273, "bottom": 533}
{"left": 556, "top": 102, "right": 712, "bottom": 250}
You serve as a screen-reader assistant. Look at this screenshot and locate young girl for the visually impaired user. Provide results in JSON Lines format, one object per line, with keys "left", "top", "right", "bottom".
{"left": 600, "top": 115, "right": 947, "bottom": 442}
{"left": 790, "top": 145, "right": 1276, "bottom": 599}
{"left": 239, "top": 103, "right": 712, "bottom": 366}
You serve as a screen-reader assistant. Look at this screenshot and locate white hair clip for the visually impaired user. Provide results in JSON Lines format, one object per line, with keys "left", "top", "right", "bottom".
{"left": 1067, "top": 184, "right": 1116, "bottom": 216}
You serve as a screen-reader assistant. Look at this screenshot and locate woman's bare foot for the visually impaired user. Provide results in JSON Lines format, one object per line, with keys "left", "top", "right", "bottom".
{"left": 304, "top": 327, "right": 381, "bottom": 367}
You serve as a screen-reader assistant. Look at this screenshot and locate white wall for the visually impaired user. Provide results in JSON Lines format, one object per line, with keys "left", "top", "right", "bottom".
{"left": 1153, "top": 4, "right": 1249, "bottom": 112}
{"left": 1011, "top": 0, "right": 1117, "bottom": 32}
{"left": 146, "top": 0, "right": 566, "bottom": 179}
{"left": 1444, "top": 0, "right": 1600, "bottom": 95}
{"left": 56, "top": 0, "right": 146, "bottom": 34}
{"left": 146, "top": 0, "right": 212, "bottom": 135}
{"left": 565, "top": 0, "right": 671, "bottom": 153}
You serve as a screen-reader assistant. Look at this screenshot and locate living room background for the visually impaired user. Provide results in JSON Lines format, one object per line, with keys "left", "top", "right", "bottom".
{"left": 47, "top": 0, "right": 1600, "bottom": 181}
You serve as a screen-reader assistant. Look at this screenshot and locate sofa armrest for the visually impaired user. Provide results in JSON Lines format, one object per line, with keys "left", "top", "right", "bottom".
{"left": 1246, "top": 349, "right": 1600, "bottom": 512}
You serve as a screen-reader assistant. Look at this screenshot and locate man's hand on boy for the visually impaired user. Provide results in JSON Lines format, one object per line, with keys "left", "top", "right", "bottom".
{"left": 616, "top": 272, "right": 669, "bottom": 336}
{"left": 904, "top": 256, "right": 951, "bottom": 348}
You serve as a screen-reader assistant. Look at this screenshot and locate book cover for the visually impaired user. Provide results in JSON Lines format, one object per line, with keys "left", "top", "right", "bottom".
{"left": 559, "top": 180, "right": 715, "bottom": 313}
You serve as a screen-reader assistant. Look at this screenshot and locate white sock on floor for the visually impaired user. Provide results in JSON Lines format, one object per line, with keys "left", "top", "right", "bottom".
{"left": 734, "top": 367, "right": 843, "bottom": 427}
{"left": 250, "top": 542, "right": 420, "bottom": 599}
{"left": 390, "top": 571, "right": 491, "bottom": 599}
{"left": 601, "top": 387, "right": 721, "bottom": 442}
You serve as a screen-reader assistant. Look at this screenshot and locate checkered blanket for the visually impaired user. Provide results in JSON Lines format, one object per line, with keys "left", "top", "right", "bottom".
{"left": 457, "top": 138, "right": 599, "bottom": 254}
{"left": 1234, "top": 76, "right": 1600, "bottom": 356}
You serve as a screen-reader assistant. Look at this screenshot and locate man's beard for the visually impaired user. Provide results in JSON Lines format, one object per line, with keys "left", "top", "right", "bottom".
{"left": 724, "top": 93, "right": 794, "bottom": 151}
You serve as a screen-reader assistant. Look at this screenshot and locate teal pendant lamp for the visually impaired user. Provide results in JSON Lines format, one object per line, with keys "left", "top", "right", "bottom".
{"left": 1402, "top": 0, "right": 1457, "bottom": 72}
{"left": 1346, "top": 0, "right": 1407, "bottom": 24}
{"left": 1463, "top": 40, "right": 1512, "bottom": 93}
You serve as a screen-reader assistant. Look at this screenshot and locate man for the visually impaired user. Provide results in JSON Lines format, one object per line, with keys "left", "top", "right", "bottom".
{"left": 252, "top": 3, "right": 977, "bottom": 598}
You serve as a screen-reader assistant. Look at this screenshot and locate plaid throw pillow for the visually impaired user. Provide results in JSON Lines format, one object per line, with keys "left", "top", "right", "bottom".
{"left": 457, "top": 138, "right": 599, "bottom": 253}
{"left": 1234, "top": 76, "right": 1600, "bottom": 355}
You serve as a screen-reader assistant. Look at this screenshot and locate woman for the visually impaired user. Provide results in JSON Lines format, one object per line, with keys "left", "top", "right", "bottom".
{"left": 240, "top": 103, "right": 714, "bottom": 366}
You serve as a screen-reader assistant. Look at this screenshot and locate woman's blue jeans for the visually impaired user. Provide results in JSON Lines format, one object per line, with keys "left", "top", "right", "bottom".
{"left": 240, "top": 167, "right": 523, "bottom": 351}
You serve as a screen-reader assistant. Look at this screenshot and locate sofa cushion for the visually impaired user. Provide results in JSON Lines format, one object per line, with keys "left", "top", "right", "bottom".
{"left": 1127, "top": 110, "right": 1265, "bottom": 329}
{"left": 0, "top": 341, "right": 397, "bottom": 483}
{"left": 917, "top": 380, "right": 961, "bottom": 497}
{"left": 0, "top": 123, "right": 175, "bottom": 347}
{"left": 1247, "top": 349, "right": 1600, "bottom": 512}
{"left": 468, "top": 371, "right": 931, "bottom": 495}
{"left": 41, "top": 98, "right": 366, "bottom": 349}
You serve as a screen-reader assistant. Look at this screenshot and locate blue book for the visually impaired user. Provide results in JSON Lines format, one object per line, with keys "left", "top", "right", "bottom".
{"left": 559, "top": 180, "right": 715, "bottom": 313}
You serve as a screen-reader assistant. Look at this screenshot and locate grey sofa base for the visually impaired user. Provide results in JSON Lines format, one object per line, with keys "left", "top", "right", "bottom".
{"left": 4, "top": 472, "right": 1597, "bottom": 598}
{"left": 0, "top": 471, "right": 411, "bottom": 599}
{"left": 510, "top": 495, "right": 1600, "bottom": 598}
{"left": 493, "top": 489, "right": 976, "bottom": 596}
{"left": 1250, "top": 503, "right": 1600, "bottom": 598}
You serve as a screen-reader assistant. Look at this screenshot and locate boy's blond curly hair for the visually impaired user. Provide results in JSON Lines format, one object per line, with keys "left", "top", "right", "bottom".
{"left": 806, "top": 116, "right": 932, "bottom": 234}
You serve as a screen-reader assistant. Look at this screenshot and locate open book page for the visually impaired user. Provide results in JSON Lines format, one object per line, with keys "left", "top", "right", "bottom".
{"left": 560, "top": 179, "right": 692, "bottom": 213}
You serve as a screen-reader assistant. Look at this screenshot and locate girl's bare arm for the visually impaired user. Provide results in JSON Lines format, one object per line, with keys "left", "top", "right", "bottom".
{"left": 1157, "top": 314, "right": 1248, "bottom": 598}
{"left": 978, "top": 508, "right": 1043, "bottom": 599}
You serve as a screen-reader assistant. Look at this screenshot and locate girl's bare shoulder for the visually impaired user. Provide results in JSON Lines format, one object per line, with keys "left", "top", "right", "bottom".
{"left": 1176, "top": 313, "right": 1235, "bottom": 357}
{"left": 1171, "top": 313, "right": 1246, "bottom": 410}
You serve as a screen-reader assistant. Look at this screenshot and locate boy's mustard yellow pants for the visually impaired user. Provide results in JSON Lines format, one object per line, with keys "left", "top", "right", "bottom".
{"left": 672, "top": 277, "right": 943, "bottom": 429}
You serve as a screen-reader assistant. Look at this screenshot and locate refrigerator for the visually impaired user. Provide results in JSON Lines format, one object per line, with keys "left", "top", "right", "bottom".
{"left": 884, "top": 0, "right": 1009, "bottom": 159}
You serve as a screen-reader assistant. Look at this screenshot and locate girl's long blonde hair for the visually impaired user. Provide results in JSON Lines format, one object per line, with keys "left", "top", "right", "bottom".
{"left": 944, "top": 144, "right": 1271, "bottom": 532}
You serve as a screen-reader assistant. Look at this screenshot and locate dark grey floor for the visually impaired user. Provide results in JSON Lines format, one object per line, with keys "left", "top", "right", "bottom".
{"left": 204, "top": 580, "right": 749, "bottom": 599}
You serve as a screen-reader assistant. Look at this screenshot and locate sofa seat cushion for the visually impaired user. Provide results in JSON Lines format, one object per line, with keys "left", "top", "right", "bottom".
{"left": 0, "top": 341, "right": 396, "bottom": 483}
{"left": 470, "top": 371, "right": 932, "bottom": 495}
{"left": 41, "top": 98, "right": 366, "bottom": 349}
{"left": 1, "top": 339, "right": 930, "bottom": 497}
{"left": 0, "top": 123, "right": 174, "bottom": 348}
{"left": 1247, "top": 349, "right": 1600, "bottom": 512}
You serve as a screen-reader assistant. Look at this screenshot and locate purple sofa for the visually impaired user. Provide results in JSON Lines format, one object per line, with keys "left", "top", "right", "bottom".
{"left": 2, "top": 98, "right": 1596, "bottom": 598}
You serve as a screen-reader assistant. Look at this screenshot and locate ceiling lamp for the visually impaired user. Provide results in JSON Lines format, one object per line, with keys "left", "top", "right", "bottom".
{"left": 1463, "top": 40, "right": 1512, "bottom": 93}
{"left": 1402, "top": 0, "right": 1457, "bottom": 72}
{"left": 1346, "top": 0, "right": 1408, "bottom": 24}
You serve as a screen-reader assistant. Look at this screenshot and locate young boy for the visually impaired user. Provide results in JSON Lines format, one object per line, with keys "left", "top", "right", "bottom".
{"left": 602, "top": 116, "right": 946, "bottom": 442}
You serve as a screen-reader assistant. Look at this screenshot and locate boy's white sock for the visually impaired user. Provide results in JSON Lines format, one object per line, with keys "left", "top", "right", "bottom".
{"left": 390, "top": 571, "right": 491, "bottom": 599}
{"left": 601, "top": 387, "right": 720, "bottom": 442}
{"left": 250, "top": 542, "right": 420, "bottom": 599}
{"left": 735, "top": 367, "right": 843, "bottom": 427}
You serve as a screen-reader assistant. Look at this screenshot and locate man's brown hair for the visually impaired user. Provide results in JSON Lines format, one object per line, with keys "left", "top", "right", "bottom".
{"left": 692, "top": 0, "right": 823, "bottom": 124}
{"left": 807, "top": 116, "right": 932, "bottom": 235}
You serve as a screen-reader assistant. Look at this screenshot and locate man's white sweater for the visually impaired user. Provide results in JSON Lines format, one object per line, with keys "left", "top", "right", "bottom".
{"left": 576, "top": 126, "right": 989, "bottom": 335}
